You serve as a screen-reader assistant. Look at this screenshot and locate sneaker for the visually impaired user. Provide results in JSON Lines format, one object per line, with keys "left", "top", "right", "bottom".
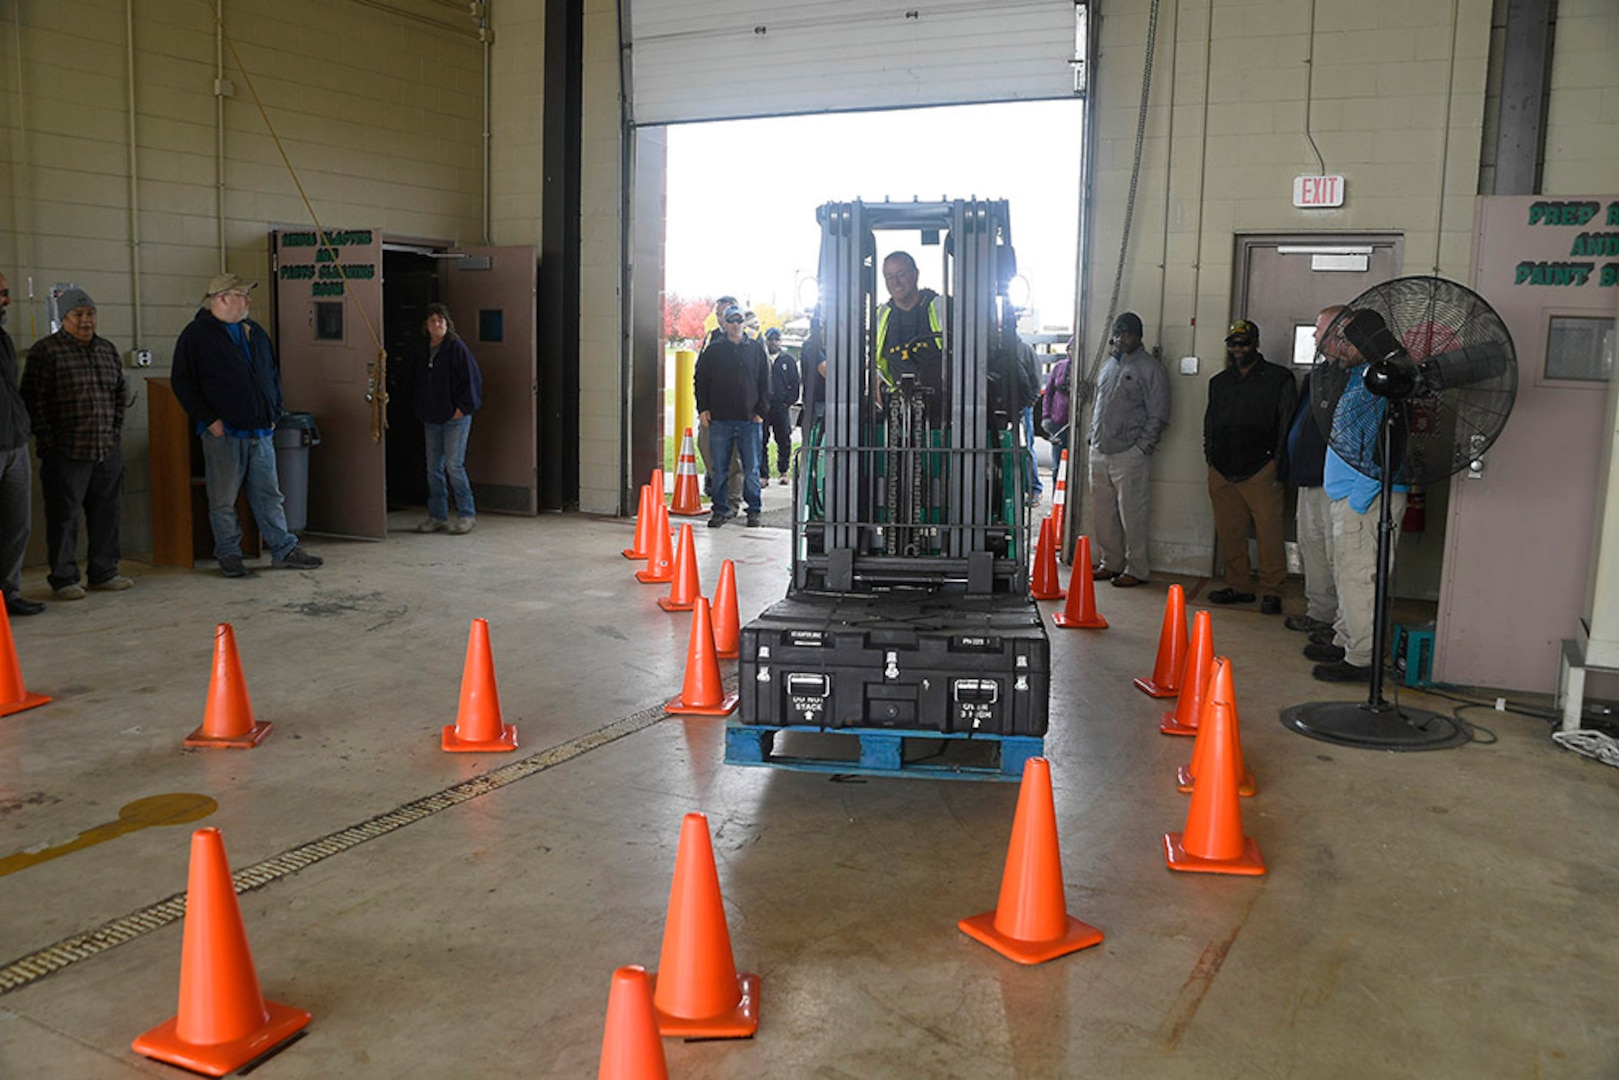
{"left": 1207, "top": 587, "right": 1256, "bottom": 605}
{"left": 707, "top": 512, "right": 726, "bottom": 529}
{"left": 1285, "top": 614, "right": 1329, "bottom": 633}
{"left": 415, "top": 517, "right": 448, "bottom": 534}
{"left": 90, "top": 575, "right": 134, "bottom": 592}
{"left": 218, "top": 555, "right": 255, "bottom": 579}
{"left": 53, "top": 583, "right": 86, "bottom": 601}
{"left": 777, "top": 474, "right": 789, "bottom": 486}
{"left": 1313, "top": 659, "right": 1372, "bottom": 683}
{"left": 449, "top": 517, "right": 475, "bottom": 535}
{"left": 1304, "top": 642, "right": 1345, "bottom": 662}
{"left": 746, "top": 512, "right": 761, "bottom": 527}
{"left": 1260, "top": 595, "right": 1282, "bottom": 615}
{"left": 1024, "top": 493, "right": 1042, "bottom": 509}
{"left": 5, "top": 595, "right": 44, "bottom": 617}
{"left": 273, "top": 546, "right": 324, "bottom": 570}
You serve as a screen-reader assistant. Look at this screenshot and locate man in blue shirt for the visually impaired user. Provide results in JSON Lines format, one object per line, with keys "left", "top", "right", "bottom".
{"left": 1309, "top": 309, "right": 1407, "bottom": 682}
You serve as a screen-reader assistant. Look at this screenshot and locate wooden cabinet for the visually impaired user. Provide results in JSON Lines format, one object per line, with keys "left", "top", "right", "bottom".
{"left": 148, "top": 377, "right": 260, "bottom": 567}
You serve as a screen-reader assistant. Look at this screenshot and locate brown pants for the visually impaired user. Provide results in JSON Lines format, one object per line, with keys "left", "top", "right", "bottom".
{"left": 1208, "top": 460, "right": 1286, "bottom": 591}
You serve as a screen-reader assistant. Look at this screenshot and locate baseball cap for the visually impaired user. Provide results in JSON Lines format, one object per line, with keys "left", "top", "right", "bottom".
{"left": 764, "top": 327, "right": 782, "bottom": 340}
{"left": 1225, "top": 318, "right": 1259, "bottom": 344}
{"left": 204, "top": 273, "right": 258, "bottom": 301}
{"left": 722, "top": 304, "right": 744, "bottom": 323}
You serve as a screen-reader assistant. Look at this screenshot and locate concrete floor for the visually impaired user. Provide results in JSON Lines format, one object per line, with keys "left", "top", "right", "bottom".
{"left": 1, "top": 508, "right": 1616, "bottom": 1078}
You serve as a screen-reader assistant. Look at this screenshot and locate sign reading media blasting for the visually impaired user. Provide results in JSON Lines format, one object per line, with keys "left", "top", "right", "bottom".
{"left": 278, "top": 229, "right": 377, "bottom": 297}
{"left": 1516, "top": 200, "right": 1619, "bottom": 288}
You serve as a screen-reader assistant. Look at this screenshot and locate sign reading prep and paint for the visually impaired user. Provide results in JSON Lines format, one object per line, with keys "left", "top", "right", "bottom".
{"left": 1293, "top": 175, "right": 1346, "bottom": 209}
{"left": 1514, "top": 200, "right": 1619, "bottom": 288}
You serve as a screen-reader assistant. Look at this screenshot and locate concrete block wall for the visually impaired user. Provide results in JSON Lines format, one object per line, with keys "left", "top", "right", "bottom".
{"left": 0, "top": 0, "right": 484, "bottom": 559}
{"left": 1541, "top": 0, "right": 1619, "bottom": 193}
{"left": 578, "top": 0, "right": 624, "bottom": 513}
{"left": 1081, "top": 0, "right": 1495, "bottom": 578}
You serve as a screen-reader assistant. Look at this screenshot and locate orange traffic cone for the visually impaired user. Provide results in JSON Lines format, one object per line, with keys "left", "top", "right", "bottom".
{"left": 1052, "top": 450, "right": 1069, "bottom": 540}
{"left": 959, "top": 757, "right": 1103, "bottom": 964}
{"left": 649, "top": 812, "right": 760, "bottom": 1037}
{"left": 669, "top": 428, "right": 704, "bottom": 516}
{"left": 649, "top": 467, "right": 666, "bottom": 509}
{"left": 658, "top": 524, "right": 703, "bottom": 612}
{"left": 636, "top": 502, "right": 675, "bottom": 584}
{"left": 665, "top": 599, "right": 738, "bottom": 716}
{"left": 1029, "top": 517, "right": 1064, "bottom": 602}
{"left": 0, "top": 601, "right": 50, "bottom": 717}
{"left": 712, "top": 559, "right": 740, "bottom": 660}
{"left": 623, "top": 484, "right": 655, "bottom": 560}
{"left": 1164, "top": 658, "right": 1265, "bottom": 876}
{"left": 441, "top": 618, "right": 519, "bottom": 751}
{"left": 1178, "top": 655, "right": 1256, "bottom": 797}
{"left": 184, "top": 624, "right": 271, "bottom": 748}
{"left": 1161, "top": 609, "right": 1214, "bottom": 736}
{"left": 131, "top": 828, "right": 311, "bottom": 1076}
{"left": 598, "top": 966, "right": 669, "bottom": 1080}
{"left": 1052, "top": 536, "right": 1107, "bottom": 629}
{"left": 1134, "top": 584, "right": 1188, "bottom": 697}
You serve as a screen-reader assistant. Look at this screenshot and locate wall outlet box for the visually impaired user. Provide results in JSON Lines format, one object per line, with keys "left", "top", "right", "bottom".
{"left": 1179, "top": 355, "right": 1199, "bottom": 375}
{"left": 126, "top": 349, "right": 153, "bottom": 368}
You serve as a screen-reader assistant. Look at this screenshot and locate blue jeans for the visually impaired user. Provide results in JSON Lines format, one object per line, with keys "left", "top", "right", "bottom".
{"left": 708, "top": 419, "right": 762, "bottom": 516}
{"left": 424, "top": 417, "right": 475, "bottom": 521}
{"left": 202, "top": 432, "right": 296, "bottom": 561}
{"left": 1021, "top": 407, "right": 1043, "bottom": 496}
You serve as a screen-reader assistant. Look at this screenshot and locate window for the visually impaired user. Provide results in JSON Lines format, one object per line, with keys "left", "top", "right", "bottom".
{"left": 479, "top": 309, "right": 504, "bottom": 343}
{"left": 1545, "top": 317, "right": 1615, "bottom": 382}
{"left": 315, "top": 302, "right": 344, "bottom": 341}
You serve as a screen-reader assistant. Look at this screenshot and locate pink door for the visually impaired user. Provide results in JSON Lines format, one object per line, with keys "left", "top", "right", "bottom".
{"left": 273, "top": 227, "right": 388, "bottom": 539}
{"left": 1434, "top": 196, "right": 1619, "bottom": 692}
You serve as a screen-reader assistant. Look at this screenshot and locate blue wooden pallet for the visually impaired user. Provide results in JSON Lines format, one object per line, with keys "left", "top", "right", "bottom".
{"left": 723, "top": 721, "right": 1042, "bottom": 782}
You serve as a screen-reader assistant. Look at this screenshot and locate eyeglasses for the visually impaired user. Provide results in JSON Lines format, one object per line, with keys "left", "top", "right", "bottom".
{"left": 725, "top": 317, "right": 744, "bottom": 324}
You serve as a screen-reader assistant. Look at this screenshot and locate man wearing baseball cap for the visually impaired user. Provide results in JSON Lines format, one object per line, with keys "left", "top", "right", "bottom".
{"left": 170, "top": 273, "right": 323, "bottom": 577}
{"left": 1203, "top": 318, "right": 1296, "bottom": 614}
{"left": 20, "top": 287, "right": 134, "bottom": 600}
{"left": 1088, "top": 311, "right": 1169, "bottom": 587}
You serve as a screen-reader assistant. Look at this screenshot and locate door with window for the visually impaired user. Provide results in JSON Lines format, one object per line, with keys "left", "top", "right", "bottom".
{"left": 273, "top": 227, "right": 388, "bottom": 539}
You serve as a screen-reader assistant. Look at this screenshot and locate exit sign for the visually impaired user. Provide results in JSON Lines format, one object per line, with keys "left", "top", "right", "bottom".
{"left": 1294, "top": 175, "right": 1346, "bottom": 208}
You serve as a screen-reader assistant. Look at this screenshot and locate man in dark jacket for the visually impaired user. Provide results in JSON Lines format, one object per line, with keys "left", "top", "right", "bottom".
{"left": 0, "top": 273, "right": 42, "bottom": 615}
{"left": 1203, "top": 319, "right": 1297, "bottom": 613}
{"left": 20, "top": 287, "right": 133, "bottom": 601}
{"left": 761, "top": 327, "right": 799, "bottom": 485}
{"left": 695, "top": 304, "right": 769, "bottom": 527}
{"left": 170, "top": 274, "right": 323, "bottom": 578}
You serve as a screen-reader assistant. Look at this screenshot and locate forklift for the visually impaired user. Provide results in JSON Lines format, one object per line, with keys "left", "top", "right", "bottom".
{"left": 737, "top": 199, "right": 1050, "bottom": 750}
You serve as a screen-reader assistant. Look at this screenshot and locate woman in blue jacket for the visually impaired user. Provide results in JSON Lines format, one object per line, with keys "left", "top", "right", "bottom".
{"left": 415, "top": 303, "right": 483, "bottom": 534}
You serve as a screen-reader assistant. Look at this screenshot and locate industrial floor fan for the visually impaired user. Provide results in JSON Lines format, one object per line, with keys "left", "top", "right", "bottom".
{"left": 1281, "top": 276, "right": 1518, "bottom": 750}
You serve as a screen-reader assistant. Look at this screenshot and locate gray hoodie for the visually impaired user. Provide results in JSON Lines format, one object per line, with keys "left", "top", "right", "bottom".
{"left": 1089, "top": 344, "right": 1169, "bottom": 455}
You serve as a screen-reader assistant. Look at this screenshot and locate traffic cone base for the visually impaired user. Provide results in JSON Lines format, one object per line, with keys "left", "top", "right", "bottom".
{"left": 665, "top": 690, "right": 739, "bottom": 717}
{"left": 0, "top": 690, "right": 51, "bottom": 718}
{"left": 657, "top": 596, "right": 696, "bottom": 612}
{"left": 1052, "top": 608, "right": 1107, "bottom": 630}
{"left": 1159, "top": 709, "right": 1198, "bottom": 737}
{"left": 184, "top": 721, "right": 272, "bottom": 749}
{"left": 1133, "top": 675, "right": 1176, "bottom": 698}
{"left": 441, "top": 722, "right": 519, "bottom": 752}
{"left": 1177, "top": 763, "right": 1256, "bottom": 797}
{"left": 1163, "top": 831, "right": 1265, "bottom": 875}
{"left": 649, "top": 970, "right": 760, "bottom": 1038}
{"left": 133, "top": 1001, "right": 310, "bottom": 1078}
{"left": 958, "top": 910, "right": 1103, "bottom": 965}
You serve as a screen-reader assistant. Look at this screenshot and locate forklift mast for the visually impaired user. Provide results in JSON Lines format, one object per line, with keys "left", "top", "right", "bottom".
{"left": 738, "top": 199, "right": 1051, "bottom": 741}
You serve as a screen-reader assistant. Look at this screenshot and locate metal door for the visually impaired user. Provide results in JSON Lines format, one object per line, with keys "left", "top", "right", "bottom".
{"left": 443, "top": 246, "right": 538, "bottom": 514}
{"left": 1435, "top": 195, "right": 1619, "bottom": 693}
{"left": 273, "top": 227, "right": 388, "bottom": 539}
{"left": 1235, "top": 235, "right": 1403, "bottom": 373}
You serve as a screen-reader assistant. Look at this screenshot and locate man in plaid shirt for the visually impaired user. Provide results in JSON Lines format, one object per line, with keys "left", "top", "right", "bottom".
{"left": 19, "top": 287, "right": 133, "bottom": 601}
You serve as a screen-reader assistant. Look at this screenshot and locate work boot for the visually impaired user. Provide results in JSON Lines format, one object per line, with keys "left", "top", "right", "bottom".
{"left": 707, "top": 512, "right": 726, "bottom": 529}
{"left": 746, "top": 512, "right": 761, "bottom": 527}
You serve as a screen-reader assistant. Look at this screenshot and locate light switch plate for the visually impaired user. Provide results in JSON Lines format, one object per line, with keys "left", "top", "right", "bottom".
{"left": 1179, "top": 355, "right": 1199, "bottom": 375}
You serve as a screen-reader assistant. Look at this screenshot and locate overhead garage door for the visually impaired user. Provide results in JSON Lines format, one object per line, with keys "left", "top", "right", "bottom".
{"left": 627, "top": 0, "right": 1082, "bottom": 126}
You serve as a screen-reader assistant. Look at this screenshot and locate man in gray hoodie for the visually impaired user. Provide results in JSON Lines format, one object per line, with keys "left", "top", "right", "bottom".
{"left": 1088, "top": 311, "right": 1169, "bottom": 587}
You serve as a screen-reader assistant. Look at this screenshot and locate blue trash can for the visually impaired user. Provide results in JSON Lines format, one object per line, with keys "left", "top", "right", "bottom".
{"left": 274, "top": 413, "right": 321, "bottom": 535}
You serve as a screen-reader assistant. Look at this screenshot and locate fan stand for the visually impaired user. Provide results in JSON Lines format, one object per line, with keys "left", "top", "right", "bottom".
{"left": 1281, "top": 414, "right": 1469, "bottom": 751}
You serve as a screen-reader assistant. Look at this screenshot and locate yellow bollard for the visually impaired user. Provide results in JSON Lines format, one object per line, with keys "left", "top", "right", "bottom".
{"left": 674, "top": 349, "right": 696, "bottom": 454}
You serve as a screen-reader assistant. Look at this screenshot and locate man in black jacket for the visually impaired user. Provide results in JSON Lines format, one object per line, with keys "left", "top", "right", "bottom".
{"left": 695, "top": 305, "right": 769, "bottom": 528}
{"left": 761, "top": 327, "right": 799, "bottom": 485}
{"left": 1203, "top": 319, "right": 1296, "bottom": 613}
{"left": 170, "top": 274, "right": 322, "bottom": 578}
{"left": 0, "top": 273, "right": 42, "bottom": 615}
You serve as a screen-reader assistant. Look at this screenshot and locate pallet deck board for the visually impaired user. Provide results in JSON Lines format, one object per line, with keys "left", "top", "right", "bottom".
{"left": 723, "top": 721, "right": 1041, "bottom": 781}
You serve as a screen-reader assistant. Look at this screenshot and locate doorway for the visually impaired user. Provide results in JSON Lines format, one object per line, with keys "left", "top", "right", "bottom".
{"left": 383, "top": 247, "right": 438, "bottom": 510}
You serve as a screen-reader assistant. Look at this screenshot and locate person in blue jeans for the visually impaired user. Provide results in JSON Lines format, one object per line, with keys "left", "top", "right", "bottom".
{"left": 170, "top": 274, "right": 323, "bottom": 578}
{"left": 413, "top": 303, "right": 484, "bottom": 535}
{"left": 695, "top": 304, "right": 769, "bottom": 528}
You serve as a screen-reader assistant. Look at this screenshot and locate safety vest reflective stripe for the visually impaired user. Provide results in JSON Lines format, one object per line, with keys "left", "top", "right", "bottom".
{"left": 874, "top": 296, "right": 944, "bottom": 385}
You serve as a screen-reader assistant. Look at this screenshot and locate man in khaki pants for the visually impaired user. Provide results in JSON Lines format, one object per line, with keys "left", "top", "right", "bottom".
{"left": 1203, "top": 319, "right": 1296, "bottom": 614}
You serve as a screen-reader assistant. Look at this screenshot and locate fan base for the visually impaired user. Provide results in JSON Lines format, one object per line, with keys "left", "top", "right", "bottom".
{"left": 1280, "top": 701, "right": 1469, "bottom": 751}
